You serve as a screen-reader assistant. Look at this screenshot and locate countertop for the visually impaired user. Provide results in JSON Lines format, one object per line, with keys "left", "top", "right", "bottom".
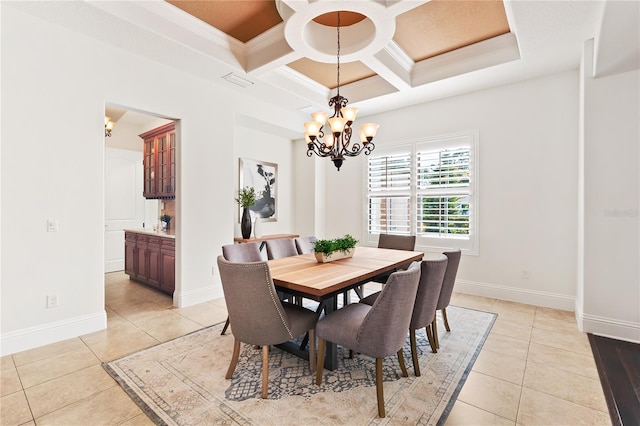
{"left": 124, "top": 228, "right": 175, "bottom": 238}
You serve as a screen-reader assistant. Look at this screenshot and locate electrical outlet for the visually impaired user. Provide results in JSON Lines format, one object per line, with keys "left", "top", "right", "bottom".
{"left": 46, "top": 294, "right": 59, "bottom": 308}
{"left": 521, "top": 269, "right": 530, "bottom": 279}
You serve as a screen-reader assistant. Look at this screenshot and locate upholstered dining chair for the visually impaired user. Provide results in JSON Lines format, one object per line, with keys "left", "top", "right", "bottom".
{"left": 362, "top": 233, "right": 417, "bottom": 296}
{"left": 265, "top": 238, "right": 302, "bottom": 304}
{"left": 217, "top": 255, "right": 317, "bottom": 399}
{"left": 265, "top": 238, "right": 298, "bottom": 260}
{"left": 294, "top": 236, "right": 317, "bottom": 254}
{"left": 360, "top": 256, "right": 448, "bottom": 376}
{"left": 376, "top": 234, "right": 417, "bottom": 277}
{"left": 315, "top": 262, "right": 421, "bottom": 418}
{"left": 222, "top": 242, "right": 262, "bottom": 262}
{"left": 432, "top": 249, "right": 462, "bottom": 349}
{"left": 220, "top": 242, "right": 263, "bottom": 335}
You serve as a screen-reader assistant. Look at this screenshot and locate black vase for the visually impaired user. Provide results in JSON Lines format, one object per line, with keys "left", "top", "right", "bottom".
{"left": 241, "top": 207, "right": 252, "bottom": 239}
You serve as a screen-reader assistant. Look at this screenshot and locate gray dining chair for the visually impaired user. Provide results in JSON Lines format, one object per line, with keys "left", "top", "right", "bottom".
{"left": 373, "top": 234, "right": 417, "bottom": 281}
{"left": 294, "top": 236, "right": 317, "bottom": 254}
{"left": 222, "top": 242, "right": 262, "bottom": 262}
{"left": 265, "top": 238, "right": 303, "bottom": 304}
{"left": 361, "top": 255, "right": 447, "bottom": 376}
{"left": 265, "top": 238, "right": 298, "bottom": 260}
{"left": 217, "top": 255, "right": 317, "bottom": 398}
{"left": 315, "top": 262, "right": 421, "bottom": 418}
{"left": 360, "top": 233, "right": 417, "bottom": 298}
{"left": 220, "top": 242, "right": 263, "bottom": 335}
{"left": 433, "top": 249, "right": 462, "bottom": 349}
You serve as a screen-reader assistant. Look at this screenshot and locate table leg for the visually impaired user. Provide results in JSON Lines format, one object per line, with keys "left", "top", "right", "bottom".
{"left": 322, "top": 296, "right": 339, "bottom": 370}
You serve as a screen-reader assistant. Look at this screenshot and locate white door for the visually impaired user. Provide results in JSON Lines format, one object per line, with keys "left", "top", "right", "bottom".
{"left": 105, "top": 148, "right": 145, "bottom": 272}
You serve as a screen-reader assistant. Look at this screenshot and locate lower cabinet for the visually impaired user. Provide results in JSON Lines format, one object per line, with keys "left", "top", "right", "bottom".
{"left": 160, "top": 239, "right": 176, "bottom": 294}
{"left": 125, "top": 231, "right": 175, "bottom": 295}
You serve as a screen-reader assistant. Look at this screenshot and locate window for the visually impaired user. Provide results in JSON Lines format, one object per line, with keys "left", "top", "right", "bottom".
{"left": 366, "top": 131, "right": 478, "bottom": 254}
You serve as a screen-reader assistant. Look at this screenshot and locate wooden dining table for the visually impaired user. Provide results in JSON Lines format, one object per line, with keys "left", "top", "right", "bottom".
{"left": 268, "top": 246, "right": 424, "bottom": 370}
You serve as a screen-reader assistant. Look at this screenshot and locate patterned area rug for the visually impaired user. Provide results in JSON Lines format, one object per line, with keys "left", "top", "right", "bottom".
{"left": 103, "top": 305, "right": 495, "bottom": 425}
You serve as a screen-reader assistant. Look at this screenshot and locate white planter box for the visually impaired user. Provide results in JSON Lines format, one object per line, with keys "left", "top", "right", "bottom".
{"left": 314, "top": 248, "right": 355, "bottom": 263}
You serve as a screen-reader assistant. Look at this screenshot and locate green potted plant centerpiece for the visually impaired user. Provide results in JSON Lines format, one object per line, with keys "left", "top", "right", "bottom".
{"left": 235, "top": 186, "right": 257, "bottom": 239}
{"left": 313, "top": 234, "right": 358, "bottom": 263}
{"left": 160, "top": 214, "right": 172, "bottom": 231}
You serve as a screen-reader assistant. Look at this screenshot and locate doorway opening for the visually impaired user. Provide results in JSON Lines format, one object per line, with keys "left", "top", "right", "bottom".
{"left": 104, "top": 105, "right": 178, "bottom": 304}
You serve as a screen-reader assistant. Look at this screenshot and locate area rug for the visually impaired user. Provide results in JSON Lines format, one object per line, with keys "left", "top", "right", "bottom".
{"left": 103, "top": 305, "right": 495, "bottom": 425}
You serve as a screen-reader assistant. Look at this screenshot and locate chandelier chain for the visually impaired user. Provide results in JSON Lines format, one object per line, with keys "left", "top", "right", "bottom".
{"left": 336, "top": 11, "right": 340, "bottom": 97}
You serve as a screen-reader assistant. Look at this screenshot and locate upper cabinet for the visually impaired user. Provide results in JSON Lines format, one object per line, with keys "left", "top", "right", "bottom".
{"left": 140, "top": 122, "right": 176, "bottom": 199}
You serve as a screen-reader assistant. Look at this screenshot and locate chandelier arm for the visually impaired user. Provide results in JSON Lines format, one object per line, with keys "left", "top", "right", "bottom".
{"left": 364, "top": 143, "right": 376, "bottom": 155}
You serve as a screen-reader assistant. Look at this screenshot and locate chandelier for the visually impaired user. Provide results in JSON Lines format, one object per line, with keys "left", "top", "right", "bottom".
{"left": 303, "top": 11, "right": 379, "bottom": 171}
{"left": 104, "top": 116, "right": 115, "bottom": 137}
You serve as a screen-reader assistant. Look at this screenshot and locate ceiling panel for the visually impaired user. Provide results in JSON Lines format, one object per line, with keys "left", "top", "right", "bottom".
{"left": 167, "top": 0, "right": 282, "bottom": 43}
{"left": 394, "top": 0, "right": 511, "bottom": 62}
{"left": 288, "top": 58, "right": 377, "bottom": 89}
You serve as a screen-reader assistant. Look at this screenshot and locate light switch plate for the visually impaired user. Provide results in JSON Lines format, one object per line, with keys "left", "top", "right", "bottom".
{"left": 47, "top": 219, "right": 59, "bottom": 232}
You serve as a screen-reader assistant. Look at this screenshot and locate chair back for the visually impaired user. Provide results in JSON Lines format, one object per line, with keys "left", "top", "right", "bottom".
{"left": 265, "top": 238, "right": 298, "bottom": 260}
{"left": 222, "top": 242, "right": 262, "bottom": 262}
{"left": 377, "top": 234, "right": 416, "bottom": 251}
{"left": 294, "top": 236, "right": 317, "bottom": 254}
{"left": 217, "top": 256, "right": 297, "bottom": 346}
{"left": 356, "top": 261, "right": 421, "bottom": 358}
{"left": 410, "top": 256, "right": 448, "bottom": 330}
{"left": 436, "top": 249, "right": 461, "bottom": 310}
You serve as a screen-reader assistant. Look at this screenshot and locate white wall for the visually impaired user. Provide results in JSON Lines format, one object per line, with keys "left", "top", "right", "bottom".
{"left": 0, "top": 4, "right": 301, "bottom": 355}
{"left": 323, "top": 71, "right": 580, "bottom": 310}
{"left": 578, "top": 39, "right": 640, "bottom": 342}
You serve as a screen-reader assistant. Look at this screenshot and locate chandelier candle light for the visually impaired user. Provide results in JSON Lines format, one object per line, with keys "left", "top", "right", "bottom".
{"left": 303, "top": 11, "right": 379, "bottom": 171}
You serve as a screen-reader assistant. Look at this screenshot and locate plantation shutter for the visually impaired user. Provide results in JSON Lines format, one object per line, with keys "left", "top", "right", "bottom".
{"left": 416, "top": 143, "right": 471, "bottom": 237}
{"left": 367, "top": 150, "right": 412, "bottom": 234}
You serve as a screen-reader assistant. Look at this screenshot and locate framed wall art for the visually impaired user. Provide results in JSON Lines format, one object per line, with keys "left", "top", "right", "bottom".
{"left": 239, "top": 158, "right": 277, "bottom": 222}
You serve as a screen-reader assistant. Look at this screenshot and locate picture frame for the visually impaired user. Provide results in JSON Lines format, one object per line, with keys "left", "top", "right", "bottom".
{"left": 239, "top": 158, "right": 278, "bottom": 222}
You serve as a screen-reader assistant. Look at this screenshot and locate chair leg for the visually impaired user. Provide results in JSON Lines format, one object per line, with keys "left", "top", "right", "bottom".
{"left": 308, "top": 329, "right": 316, "bottom": 372}
{"left": 261, "top": 345, "right": 270, "bottom": 399}
{"left": 442, "top": 307, "right": 451, "bottom": 332}
{"left": 225, "top": 338, "right": 241, "bottom": 379}
{"left": 220, "top": 316, "right": 230, "bottom": 335}
{"left": 315, "top": 338, "right": 326, "bottom": 385}
{"left": 409, "top": 329, "right": 421, "bottom": 376}
{"left": 375, "top": 358, "right": 386, "bottom": 418}
{"left": 432, "top": 317, "right": 440, "bottom": 349}
{"left": 397, "top": 349, "right": 408, "bottom": 377}
{"left": 426, "top": 324, "right": 437, "bottom": 353}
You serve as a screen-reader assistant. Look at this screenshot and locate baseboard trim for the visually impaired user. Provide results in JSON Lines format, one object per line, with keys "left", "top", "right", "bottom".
{"left": 455, "top": 279, "right": 575, "bottom": 311}
{"left": 0, "top": 311, "right": 107, "bottom": 357}
{"left": 579, "top": 313, "right": 640, "bottom": 344}
{"left": 173, "top": 284, "right": 220, "bottom": 308}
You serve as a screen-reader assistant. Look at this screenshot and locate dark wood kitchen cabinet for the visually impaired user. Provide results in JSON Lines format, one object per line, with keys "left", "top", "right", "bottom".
{"left": 159, "top": 239, "right": 176, "bottom": 294}
{"left": 140, "top": 122, "right": 176, "bottom": 199}
{"left": 124, "top": 231, "right": 175, "bottom": 295}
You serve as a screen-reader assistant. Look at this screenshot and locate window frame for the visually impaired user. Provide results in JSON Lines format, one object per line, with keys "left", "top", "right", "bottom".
{"left": 364, "top": 130, "right": 479, "bottom": 255}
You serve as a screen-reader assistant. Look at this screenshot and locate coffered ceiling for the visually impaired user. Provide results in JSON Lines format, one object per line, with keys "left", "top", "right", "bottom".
{"left": 152, "top": 0, "right": 522, "bottom": 114}
{"left": 12, "top": 0, "right": 633, "bottom": 125}
{"left": 167, "top": 0, "right": 511, "bottom": 89}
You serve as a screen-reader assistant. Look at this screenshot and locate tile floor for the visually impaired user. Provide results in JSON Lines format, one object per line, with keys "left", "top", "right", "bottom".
{"left": 1, "top": 272, "right": 610, "bottom": 425}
